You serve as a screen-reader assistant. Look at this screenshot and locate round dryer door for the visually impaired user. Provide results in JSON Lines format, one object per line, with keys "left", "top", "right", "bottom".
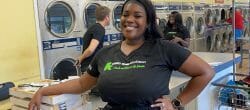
{"left": 51, "top": 58, "right": 80, "bottom": 80}
{"left": 214, "top": 9, "right": 220, "bottom": 25}
{"left": 243, "top": 9, "right": 248, "bottom": 21}
{"left": 158, "top": 19, "right": 167, "bottom": 33}
{"left": 220, "top": 9, "right": 226, "bottom": 22}
{"left": 85, "top": 3, "right": 100, "bottom": 28}
{"left": 45, "top": 2, "right": 75, "bottom": 37}
{"left": 185, "top": 17, "right": 193, "bottom": 34}
{"left": 113, "top": 4, "right": 123, "bottom": 32}
{"left": 205, "top": 9, "right": 213, "bottom": 26}
{"left": 195, "top": 17, "right": 205, "bottom": 35}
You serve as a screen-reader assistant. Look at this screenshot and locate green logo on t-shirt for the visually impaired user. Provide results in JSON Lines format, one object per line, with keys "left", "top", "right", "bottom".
{"left": 104, "top": 62, "right": 113, "bottom": 71}
{"left": 104, "top": 61, "right": 146, "bottom": 71}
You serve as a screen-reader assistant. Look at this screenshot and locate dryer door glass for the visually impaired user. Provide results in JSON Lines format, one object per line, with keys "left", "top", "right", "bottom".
{"left": 185, "top": 17, "right": 193, "bottom": 34}
{"left": 158, "top": 19, "right": 167, "bottom": 32}
{"left": 205, "top": 9, "right": 212, "bottom": 26}
{"left": 214, "top": 9, "right": 220, "bottom": 24}
{"left": 243, "top": 9, "right": 247, "bottom": 20}
{"left": 85, "top": 4, "right": 100, "bottom": 28}
{"left": 113, "top": 4, "right": 123, "bottom": 32}
{"left": 46, "top": 2, "right": 74, "bottom": 37}
{"left": 196, "top": 17, "right": 204, "bottom": 36}
{"left": 52, "top": 58, "right": 78, "bottom": 80}
{"left": 221, "top": 9, "right": 226, "bottom": 22}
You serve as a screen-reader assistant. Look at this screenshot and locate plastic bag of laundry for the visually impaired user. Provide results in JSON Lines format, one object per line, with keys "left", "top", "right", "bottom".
{"left": 0, "top": 82, "right": 15, "bottom": 101}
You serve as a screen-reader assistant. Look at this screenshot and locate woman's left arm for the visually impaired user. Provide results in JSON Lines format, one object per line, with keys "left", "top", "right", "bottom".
{"left": 177, "top": 54, "right": 215, "bottom": 105}
{"left": 178, "top": 37, "right": 190, "bottom": 48}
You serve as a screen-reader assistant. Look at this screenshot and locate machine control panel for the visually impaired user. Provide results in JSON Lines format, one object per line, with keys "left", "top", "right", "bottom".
{"left": 43, "top": 37, "right": 82, "bottom": 50}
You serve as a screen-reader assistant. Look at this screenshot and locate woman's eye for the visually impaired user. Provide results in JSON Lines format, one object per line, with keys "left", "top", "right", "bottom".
{"left": 135, "top": 15, "right": 142, "bottom": 18}
{"left": 122, "top": 14, "right": 128, "bottom": 17}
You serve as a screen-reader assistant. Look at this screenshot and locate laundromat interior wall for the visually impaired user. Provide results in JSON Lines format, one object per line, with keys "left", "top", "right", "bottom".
{"left": 0, "top": 0, "right": 40, "bottom": 84}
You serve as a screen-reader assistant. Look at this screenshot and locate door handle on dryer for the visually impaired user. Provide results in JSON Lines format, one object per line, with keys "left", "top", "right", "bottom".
{"left": 73, "top": 30, "right": 82, "bottom": 32}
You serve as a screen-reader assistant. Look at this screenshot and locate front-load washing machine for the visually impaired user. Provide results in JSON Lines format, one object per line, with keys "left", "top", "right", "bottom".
{"left": 36, "top": 0, "right": 84, "bottom": 79}
{"left": 83, "top": 1, "right": 124, "bottom": 46}
{"left": 218, "top": 5, "right": 230, "bottom": 52}
{"left": 154, "top": 2, "right": 168, "bottom": 33}
{"left": 181, "top": 2, "right": 195, "bottom": 51}
{"left": 193, "top": 4, "right": 206, "bottom": 52}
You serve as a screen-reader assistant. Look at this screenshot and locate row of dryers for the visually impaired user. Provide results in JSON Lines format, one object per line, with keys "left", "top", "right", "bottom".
{"left": 154, "top": 2, "right": 249, "bottom": 52}
{"left": 35, "top": 0, "right": 250, "bottom": 80}
{"left": 36, "top": 0, "right": 125, "bottom": 79}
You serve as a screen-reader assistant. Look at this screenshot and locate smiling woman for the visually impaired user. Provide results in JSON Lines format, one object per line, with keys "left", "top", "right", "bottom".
{"left": 28, "top": 0, "right": 214, "bottom": 110}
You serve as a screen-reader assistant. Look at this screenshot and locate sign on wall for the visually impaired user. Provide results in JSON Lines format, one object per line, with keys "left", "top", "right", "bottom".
{"left": 200, "top": 0, "right": 206, "bottom": 3}
{"left": 215, "top": 0, "right": 224, "bottom": 3}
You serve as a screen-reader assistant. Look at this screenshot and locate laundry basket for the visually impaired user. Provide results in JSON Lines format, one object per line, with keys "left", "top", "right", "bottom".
{"left": 211, "top": 73, "right": 250, "bottom": 109}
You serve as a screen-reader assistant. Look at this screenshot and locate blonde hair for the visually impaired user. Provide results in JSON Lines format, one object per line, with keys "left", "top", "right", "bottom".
{"left": 95, "top": 6, "right": 110, "bottom": 21}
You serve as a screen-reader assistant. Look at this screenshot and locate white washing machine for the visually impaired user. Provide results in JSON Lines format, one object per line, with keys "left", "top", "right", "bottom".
{"left": 241, "top": 6, "right": 249, "bottom": 38}
{"left": 181, "top": 3, "right": 195, "bottom": 51}
{"left": 218, "top": 5, "right": 230, "bottom": 52}
{"left": 212, "top": 5, "right": 221, "bottom": 26}
{"left": 193, "top": 4, "right": 206, "bottom": 52}
{"left": 204, "top": 5, "right": 214, "bottom": 27}
{"left": 36, "top": 0, "right": 84, "bottom": 79}
{"left": 204, "top": 28, "right": 214, "bottom": 52}
{"left": 83, "top": 1, "right": 124, "bottom": 46}
{"left": 210, "top": 5, "right": 223, "bottom": 52}
{"left": 204, "top": 4, "right": 217, "bottom": 52}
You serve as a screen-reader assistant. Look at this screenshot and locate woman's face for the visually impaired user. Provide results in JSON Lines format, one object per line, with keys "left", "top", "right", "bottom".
{"left": 169, "top": 15, "right": 175, "bottom": 24}
{"left": 121, "top": 2, "right": 147, "bottom": 40}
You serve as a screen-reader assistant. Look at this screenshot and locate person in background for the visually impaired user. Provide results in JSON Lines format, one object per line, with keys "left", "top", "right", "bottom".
{"left": 75, "top": 6, "right": 110, "bottom": 96}
{"left": 29, "top": 0, "right": 214, "bottom": 110}
{"left": 75, "top": 6, "right": 110, "bottom": 72}
{"left": 163, "top": 11, "right": 190, "bottom": 48}
{"left": 226, "top": 7, "right": 244, "bottom": 52}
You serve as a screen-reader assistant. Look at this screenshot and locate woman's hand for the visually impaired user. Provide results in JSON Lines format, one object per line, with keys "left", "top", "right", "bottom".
{"left": 28, "top": 89, "right": 43, "bottom": 110}
{"left": 151, "top": 97, "right": 175, "bottom": 110}
{"left": 74, "top": 59, "right": 81, "bottom": 67}
{"left": 171, "top": 36, "right": 182, "bottom": 43}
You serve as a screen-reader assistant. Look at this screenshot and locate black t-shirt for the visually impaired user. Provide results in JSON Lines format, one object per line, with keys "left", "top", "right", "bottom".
{"left": 81, "top": 23, "right": 105, "bottom": 69}
{"left": 163, "top": 25, "right": 190, "bottom": 46}
{"left": 87, "top": 39, "right": 191, "bottom": 107}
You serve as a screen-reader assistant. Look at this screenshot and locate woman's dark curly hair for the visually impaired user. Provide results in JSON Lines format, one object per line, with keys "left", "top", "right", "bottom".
{"left": 121, "top": 0, "right": 163, "bottom": 40}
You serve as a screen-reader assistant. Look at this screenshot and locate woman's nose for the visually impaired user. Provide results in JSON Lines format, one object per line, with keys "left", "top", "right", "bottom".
{"left": 126, "top": 15, "right": 134, "bottom": 23}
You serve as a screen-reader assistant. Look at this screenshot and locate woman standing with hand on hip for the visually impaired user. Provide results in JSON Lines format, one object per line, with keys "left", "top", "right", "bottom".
{"left": 29, "top": 0, "right": 214, "bottom": 110}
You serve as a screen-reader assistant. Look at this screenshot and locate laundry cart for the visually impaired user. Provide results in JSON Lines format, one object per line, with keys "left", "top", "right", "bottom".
{"left": 212, "top": 73, "right": 250, "bottom": 109}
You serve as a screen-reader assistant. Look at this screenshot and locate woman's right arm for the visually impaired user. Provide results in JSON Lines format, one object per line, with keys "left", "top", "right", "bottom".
{"left": 28, "top": 73, "right": 97, "bottom": 110}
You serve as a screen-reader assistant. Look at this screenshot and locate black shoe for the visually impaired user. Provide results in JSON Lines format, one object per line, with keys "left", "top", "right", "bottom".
{"left": 235, "top": 47, "right": 241, "bottom": 52}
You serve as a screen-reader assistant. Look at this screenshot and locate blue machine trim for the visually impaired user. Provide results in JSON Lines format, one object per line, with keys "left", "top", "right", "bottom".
{"left": 182, "top": 5, "right": 193, "bottom": 10}
{"left": 213, "top": 56, "right": 241, "bottom": 73}
{"left": 169, "top": 5, "right": 181, "bottom": 10}
{"left": 104, "top": 33, "right": 122, "bottom": 41}
{"left": 195, "top": 6, "right": 202, "bottom": 11}
{"left": 42, "top": 37, "right": 83, "bottom": 50}
{"left": 154, "top": 5, "right": 168, "bottom": 10}
{"left": 103, "top": 33, "right": 122, "bottom": 45}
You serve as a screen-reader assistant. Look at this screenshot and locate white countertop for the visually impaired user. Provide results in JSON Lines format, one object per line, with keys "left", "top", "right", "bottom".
{"left": 169, "top": 52, "right": 241, "bottom": 91}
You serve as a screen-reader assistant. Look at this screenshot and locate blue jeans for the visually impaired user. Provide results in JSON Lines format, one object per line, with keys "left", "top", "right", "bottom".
{"left": 235, "top": 29, "right": 243, "bottom": 41}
